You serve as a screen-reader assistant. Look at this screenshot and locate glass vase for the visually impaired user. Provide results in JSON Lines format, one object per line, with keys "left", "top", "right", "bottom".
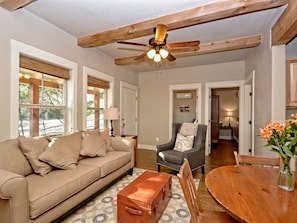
{"left": 277, "top": 156, "right": 294, "bottom": 192}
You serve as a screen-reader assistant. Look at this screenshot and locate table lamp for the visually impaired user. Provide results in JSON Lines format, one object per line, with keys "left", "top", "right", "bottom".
{"left": 104, "top": 108, "right": 119, "bottom": 136}
{"left": 227, "top": 111, "right": 232, "bottom": 127}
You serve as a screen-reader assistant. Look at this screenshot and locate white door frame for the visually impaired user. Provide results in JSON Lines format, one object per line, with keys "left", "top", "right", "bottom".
{"left": 245, "top": 70, "right": 255, "bottom": 155}
{"left": 169, "top": 83, "right": 202, "bottom": 139}
{"left": 205, "top": 80, "right": 245, "bottom": 155}
{"left": 120, "top": 81, "right": 138, "bottom": 135}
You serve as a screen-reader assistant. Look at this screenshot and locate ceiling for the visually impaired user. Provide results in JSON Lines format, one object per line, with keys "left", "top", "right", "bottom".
{"left": 14, "top": 0, "right": 288, "bottom": 72}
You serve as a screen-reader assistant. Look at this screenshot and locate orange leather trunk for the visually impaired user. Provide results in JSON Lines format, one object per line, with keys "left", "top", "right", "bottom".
{"left": 117, "top": 171, "right": 172, "bottom": 223}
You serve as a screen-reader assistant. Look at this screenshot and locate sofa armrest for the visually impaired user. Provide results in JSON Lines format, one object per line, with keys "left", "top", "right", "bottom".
{"left": 111, "top": 137, "right": 135, "bottom": 152}
{"left": 0, "top": 169, "right": 29, "bottom": 223}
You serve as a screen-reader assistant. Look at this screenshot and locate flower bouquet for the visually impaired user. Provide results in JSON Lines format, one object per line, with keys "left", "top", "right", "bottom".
{"left": 260, "top": 113, "right": 297, "bottom": 191}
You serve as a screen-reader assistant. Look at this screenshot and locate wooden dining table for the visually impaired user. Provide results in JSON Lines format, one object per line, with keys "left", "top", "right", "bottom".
{"left": 205, "top": 165, "right": 297, "bottom": 223}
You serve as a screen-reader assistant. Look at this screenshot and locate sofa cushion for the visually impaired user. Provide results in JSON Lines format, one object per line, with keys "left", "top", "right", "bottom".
{"left": 100, "top": 128, "right": 113, "bottom": 151}
{"left": 173, "top": 133, "right": 194, "bottom": 152}
{"left": 39, "top": 132, "right": 82, "bottom": 170}
{"left": 18, "top": 136, "right": 53, "bottom": 176}
{"left": 26, "top": 163, "right": 100, "bottom": 219}
{"left": 81, "top": 132, "right": 107, "bottom": 157}
{"left": 79, "top": 151, "right": 131, "bottom": 177}
{"left": 0, "top": 139, "right": 33, "bottom": 176}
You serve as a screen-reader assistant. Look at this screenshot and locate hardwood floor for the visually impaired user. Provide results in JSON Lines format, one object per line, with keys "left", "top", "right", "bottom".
{"left": 136, "top": 139, "right": 238, "bottom": 212}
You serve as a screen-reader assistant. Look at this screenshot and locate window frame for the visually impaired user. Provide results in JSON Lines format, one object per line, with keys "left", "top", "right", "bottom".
{"left": 11, "top": 40, "right": 78, "bottom": 138}
{"left": 82, "top": 66, "right": 115, "bottom": 130}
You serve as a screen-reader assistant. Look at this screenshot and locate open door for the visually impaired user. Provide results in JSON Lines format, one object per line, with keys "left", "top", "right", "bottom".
{"left": 244, "top": 70, "right": 255, "bottom": 155}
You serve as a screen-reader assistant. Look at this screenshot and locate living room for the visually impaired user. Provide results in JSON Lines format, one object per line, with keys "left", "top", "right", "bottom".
{"left": 0, "top": 0, "right": 296, "bottom": 158}
{"left": 1, "top": 0, "right": 297, "bottom": 222}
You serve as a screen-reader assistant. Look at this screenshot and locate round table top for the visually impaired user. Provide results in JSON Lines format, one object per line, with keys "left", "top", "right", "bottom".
{"left": 205, "top": 165, "right": 297, "bottom": 223}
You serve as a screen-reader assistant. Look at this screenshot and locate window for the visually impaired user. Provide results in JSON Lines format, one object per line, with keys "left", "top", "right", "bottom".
{"left": 18, "top": 56, "right": 70, "bottom": 137}
{"left": 11, "top": 40, "right": 77, "bottom": 139}
{"left": 86, "top": 76, "right": 109, "bottom": 130}
{"left": 82, "top": 66, "right": 114, "bottom": 131}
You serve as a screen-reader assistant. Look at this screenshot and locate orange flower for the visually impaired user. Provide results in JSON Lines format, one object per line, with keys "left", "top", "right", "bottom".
{"left": 260, "top": 127, "right": 272, "bottom": 140}
{"left": 273, "top": 123, "right": 284, "bottom": 132}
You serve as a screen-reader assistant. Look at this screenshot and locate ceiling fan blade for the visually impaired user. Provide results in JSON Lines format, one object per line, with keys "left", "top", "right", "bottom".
{"left": 117, "top": 41, "right": 148, "bottom": 47}
{"left": 166, "top": 52, "right": 176, "bottom": 61}
{"left": 155, "top": 24, "right": 168, "bottom": 44}
{"left": 167, "top": 40, "right": 200, "bottom": 48}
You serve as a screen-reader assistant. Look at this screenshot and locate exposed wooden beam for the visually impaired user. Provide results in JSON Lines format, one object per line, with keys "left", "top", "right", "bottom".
{"left": 115, "top": 35, "right": 262, "bottom": 65}
{"left": 272, "top": 0, "right": 297, "bottom": 45}
{"left": 0, "top": 0, "right": 35, "bottom": 11}
{"left": 78, "top": 0, "right": 287, "bottom": 48}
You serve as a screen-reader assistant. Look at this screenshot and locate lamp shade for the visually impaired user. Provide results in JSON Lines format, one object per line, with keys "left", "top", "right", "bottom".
{"left": 104, "top": 108, "right": 119, "bottom": 120}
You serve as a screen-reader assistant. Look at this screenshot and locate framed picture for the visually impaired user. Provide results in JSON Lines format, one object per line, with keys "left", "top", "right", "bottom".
{"left": 180, "top": 104, "right": 189, "bottom": 112}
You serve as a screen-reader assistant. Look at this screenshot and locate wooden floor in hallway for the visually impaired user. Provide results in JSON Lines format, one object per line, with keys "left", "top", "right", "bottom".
{"left": 136, "top": 139, "right": 238, "bottom": 212}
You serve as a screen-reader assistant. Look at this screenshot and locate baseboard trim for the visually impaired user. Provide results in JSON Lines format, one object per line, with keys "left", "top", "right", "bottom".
{"left": 138, "top": 144, "right": 156, "bottom": 150}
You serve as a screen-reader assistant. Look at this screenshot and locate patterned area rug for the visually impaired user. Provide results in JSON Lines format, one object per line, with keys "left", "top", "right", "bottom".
{"left": 61, "top": 168, "right": 199, "bottom": 223}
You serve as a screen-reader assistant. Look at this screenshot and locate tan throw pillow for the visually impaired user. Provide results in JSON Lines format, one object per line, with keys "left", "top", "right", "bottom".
{"left": 18, "top": 136, "right": 53, "bottom": 176}
{"left": 179, "top": 123, "right": 199, "bottom": 136}
{"left": 81, "top": 132, "right": 107, "bottom": 157}
{"left": 100, "top": 128, "right": 113, "bottom": 151}
{"left": 39, "top": 132, "right": 82, "bottom": 170}
{"left": 173, "top": 133, "right": 194, "bottom": 152}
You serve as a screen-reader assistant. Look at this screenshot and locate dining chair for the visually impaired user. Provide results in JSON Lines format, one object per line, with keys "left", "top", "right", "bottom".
{"left": 177, "top": 158, "right": 238, "bottom": 223}
{"left": 233, "top": 151, "right": 280, "bottom": 168}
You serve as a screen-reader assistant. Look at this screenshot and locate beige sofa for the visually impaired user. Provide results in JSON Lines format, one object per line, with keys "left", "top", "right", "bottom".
{"left": 0, "top": 129, "right": 135, "bottom": 223}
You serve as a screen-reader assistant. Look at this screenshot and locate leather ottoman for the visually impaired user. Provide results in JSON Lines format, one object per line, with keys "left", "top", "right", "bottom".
{"left": 117, "top": 171, "right": 172, "bottom": 223}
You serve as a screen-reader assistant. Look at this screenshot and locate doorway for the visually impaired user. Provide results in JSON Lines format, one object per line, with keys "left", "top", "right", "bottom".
{"left": 210, "top": 88, "right": 240, "bottom": 148}
{"left": 205, "top": 80, "right": 244, "bottom": 155}
{"left": 120, "top": 81, "right": 138, "bottom": 135}
{"left": 169, "top": 83, "right": 201, "bottom": 136}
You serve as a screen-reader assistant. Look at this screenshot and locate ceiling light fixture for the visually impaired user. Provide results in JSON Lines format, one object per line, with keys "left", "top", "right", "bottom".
{"left": 147, "top": 47, "right": 168, "bottom": 63}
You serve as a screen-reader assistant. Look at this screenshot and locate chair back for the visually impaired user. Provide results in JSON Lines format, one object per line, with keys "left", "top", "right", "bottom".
{"left": 177, "top": 158, "right": 202, "bottom": 222}
{"left": 233, "top": 151, "right": 280, "bottom": 168}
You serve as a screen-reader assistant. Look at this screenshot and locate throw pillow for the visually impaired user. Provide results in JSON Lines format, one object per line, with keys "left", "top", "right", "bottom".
{"left": 81, "top": 132, "right": 107, "bottom": 157}
{"left": 179, "top": 122, "right": 199, "bottom": 136}
{"left": 39, "top": 132, "right": 82, "bottom": 170}
{"left": 18, "top": 136, "right": 53, "bottom": 176}
{"left": 173, "top": 133, "right": 194, "bottom": 152}
{"left": 100, "top": 128, "right": 113, "bottom": 151}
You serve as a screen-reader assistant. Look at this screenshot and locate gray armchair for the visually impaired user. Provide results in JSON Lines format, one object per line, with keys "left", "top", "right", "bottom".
{"left": 156, "top": 123, "right": 207, "bottom": 174}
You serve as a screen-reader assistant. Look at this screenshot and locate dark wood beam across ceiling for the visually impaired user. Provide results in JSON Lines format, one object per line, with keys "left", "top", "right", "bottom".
{"left": 271, "top": 0, "right": 297, "bottom": 45}
{"left": 115, "top": 35, "right": 262, "bottom": 65}
{"left": 0, "top": 0, "right": 34, "bottom": 11}
{"left": 78, "top": 0, "right": 287, "bottom": 48}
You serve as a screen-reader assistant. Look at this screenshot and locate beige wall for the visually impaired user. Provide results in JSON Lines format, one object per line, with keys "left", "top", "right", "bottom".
{"left": 214, "top": 89, "right": 239, "bottom": 127}
{"left": 0, "top": 8, "right": 138, "bottom": 141}
{"left": 138, "top": 61, "right": 245, "bottom": 147}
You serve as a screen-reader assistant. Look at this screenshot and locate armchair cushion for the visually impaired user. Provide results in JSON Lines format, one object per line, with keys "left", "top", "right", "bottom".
{"left": 179, "top": 122, "right": 198, "bottom": 136}
{"left": 159, "top": 150, "right": 183, "bottom": 165}
{"left": 173, "top": 133, "right": 194, "bottom": 152}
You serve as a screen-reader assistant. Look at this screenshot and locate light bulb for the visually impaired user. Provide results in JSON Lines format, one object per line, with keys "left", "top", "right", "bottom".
{"left": 160, "top": 49, "right": 169, "bottom": 59}
{"left": 154, "top": 54, "right": 161, "bottom": 62}
{"left": 147, "top": 49, "right": 156, "bottom": 59}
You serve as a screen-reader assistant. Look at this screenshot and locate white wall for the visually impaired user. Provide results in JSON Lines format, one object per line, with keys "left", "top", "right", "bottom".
{"left": 0, "top": 8, "right": 137, "bottom": 141}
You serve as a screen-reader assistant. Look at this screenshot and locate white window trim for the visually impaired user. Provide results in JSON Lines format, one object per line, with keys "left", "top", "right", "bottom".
{"left": 82, "top": 66, "right": 115, "bottom": 130}
{"left": 10, "top": 40, "right": 78, "bottom": 138}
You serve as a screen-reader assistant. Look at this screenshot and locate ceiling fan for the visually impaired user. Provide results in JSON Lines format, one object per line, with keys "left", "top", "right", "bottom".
{"left": 117, "top": 24, "right": 200, "bottom": 64}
